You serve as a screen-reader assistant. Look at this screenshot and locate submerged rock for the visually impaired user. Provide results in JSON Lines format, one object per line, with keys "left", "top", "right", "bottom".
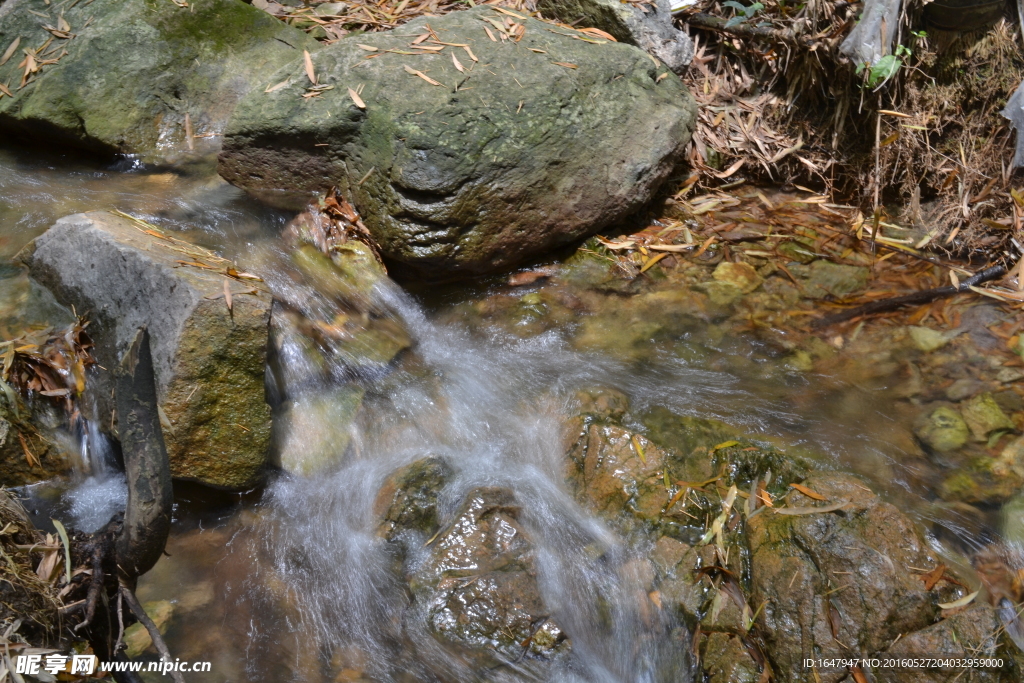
{"left": 0, "top": 0, "right": 317, "bottom": 164}
{"left": 20, "top": 212, "right": 272, "bottom": 489}
{"left": 374, "top": 456, "right": 453, "bottom": 541}
{"left": 535, "top": 0, "right": 694, "bottom": 73}
{"left": 789, "top": 260, "right": 869, "bottom": 299}
{"left": 219, "top": 7, "right": 696, "bottom": 277}
{"left": 406, "top": 486, "right": 570, "bottom": 676}
{"left": 961, "top": 392, "right": 1015, "bottom": 442}
{"left": 915, "top": 405, "right": 970, "bottom": 452}
{"left": 712, "top": 261, "right": 762, "bottom": 293}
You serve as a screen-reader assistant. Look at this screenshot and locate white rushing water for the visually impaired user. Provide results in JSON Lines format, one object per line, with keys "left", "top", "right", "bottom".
{"left": 244, "top": 278, "right": 697, "bottom": 682}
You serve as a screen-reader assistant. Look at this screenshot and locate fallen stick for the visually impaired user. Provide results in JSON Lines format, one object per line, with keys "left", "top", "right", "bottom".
{"left": 812, "top": 265, "right": 1007, "bottom": 328}
{"left": 682, "top": 12, "right": 815, "bottom": 47}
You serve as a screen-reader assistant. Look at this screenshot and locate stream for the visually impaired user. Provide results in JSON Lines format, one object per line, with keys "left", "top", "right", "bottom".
{"left": 2, "top": 145, "right": 1019, "bottom": 681}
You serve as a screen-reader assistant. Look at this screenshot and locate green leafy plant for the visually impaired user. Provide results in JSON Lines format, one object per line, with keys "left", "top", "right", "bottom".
{"left": 722, "top": 0, "right": 764, "bottom": 27}
{"left": 857, "top": 44, "right": 912, "bottom": 88}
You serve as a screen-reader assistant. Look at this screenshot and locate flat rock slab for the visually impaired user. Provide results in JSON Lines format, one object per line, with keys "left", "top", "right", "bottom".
{"left": 20, "top": 212, "right": 272, "bottom": 489}
{"left": 0, "top": 0, "right": 317, "bottom": 165}
{"left": 219, "top": 6, "right": 696, "bottom": 277}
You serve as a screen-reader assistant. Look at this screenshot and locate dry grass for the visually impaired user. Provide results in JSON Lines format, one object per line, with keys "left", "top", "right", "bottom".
{"left": 677, "top": 0, "right": 1024, "bottom": 263}
{"left": 0, "top": 490, "right": 62, "bottom": 647}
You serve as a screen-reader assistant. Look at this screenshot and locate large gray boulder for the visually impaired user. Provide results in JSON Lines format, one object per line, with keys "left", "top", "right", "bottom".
{"left": 19, "top": 212, "right": 273, "bottom": 489}
{"left": 219, "top": 6, "right": 696, "bottom": 277}
{"left": 0, "top": 0, "right": 317, "bottom": 165}
{"left": 536, "top": 0, "right": 694, "bottom": 74}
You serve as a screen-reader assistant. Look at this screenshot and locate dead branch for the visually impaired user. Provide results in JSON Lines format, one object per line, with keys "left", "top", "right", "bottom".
{"left": 812, "top": 265, "right": 1007, "bottom": 327}
{"left": 683, "top": 13, "right": 815, "bottom": 47}
{"left": 119, "top": 582, "right": 186, "bottom": 683}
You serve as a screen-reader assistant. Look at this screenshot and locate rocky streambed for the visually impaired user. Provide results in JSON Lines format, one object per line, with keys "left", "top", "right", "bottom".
{"left": 1, "top": 0, "right": 1023, "bottom": 682}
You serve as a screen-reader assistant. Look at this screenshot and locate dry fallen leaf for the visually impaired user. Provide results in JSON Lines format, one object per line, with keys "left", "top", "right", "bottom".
{"left": 19, "top": 433, "right": 40, "bottom": 468}
{"left": 403, "top": 64, "right": 441, "bottom": 86}
{"left": 463, "top": 45, "right": 478, "bottom": 62}
{"left": 223, "top": 279, "right": 233, "bottom": 312}
{"left": 348, "top": 87, "right": 366, "bottom": 109}
{"left": 922, "top": 563, "right": 946, "bottom": 591}
{"left": 356, "top": 44, "right": 379, "bottom": 52}
{"left": 938, "top": 590, "right": 979, "bottom": 610}
{"left": 789, "top": 483, "right": 826, "bottom": 501}
{"left": 451, "top": 51, "right": 465, "bottom": 73}
{"left": 552, "top": 61, "right": 578, "bottom": 69}
{"left": 184, "top": 112, "right": 194, "bottom": 151}
{"left": 577, "top": 27, "right": 616, "bottom": 41}
{"left": 265, "top": 78, "right": 289, "bottom": 93}
{"left": 1, "top": 37, "right": 21, "bottom": 66}
{"left": 483, "top": 25, "right": 497, "bottom": 41}
{"left": 303, "top": 49, "right": 316, "bottom": 85}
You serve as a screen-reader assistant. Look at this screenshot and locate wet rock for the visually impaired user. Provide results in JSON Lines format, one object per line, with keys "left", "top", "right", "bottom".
{"left": 650, "top": 537, "right": 706, "bottom": 626}
{"left": 0, "top": 393, "right": 67, "bottom": 486}
{"left": 219, "top": 7, "right": 696, "bottom": 277}
{"left": 20, "top": 212, "right": 272, "bottom": 489}
{"left": 712, "top": 261, "right": 762, "bottom": 294}
{"left": 274, "top": 385, "right": 364, "bottom": 477}
{"left": 700, "top": 632, "right": 761, "bottom": 683}
{"left": 566, "top": 422, "right": 670, "bottom": 520}
{"left": 573, "top": 386, "right": 630, "bottom": 421}
{"left": 915, "top": 405, "right": 970, "bottom": 452}
{"left": 883, "top": 604, "right": 1006, "bottom": 682}
{"left": 789, "top": 260, "right": 869, "bottom": 299}
{"left": 747, "top": 473, "right": 953, "bottom": 682}
{"left": 408, "top": 487, "right": 569, "bottom": 675}
{"left": 909, "top": 325, "right": 955, "bottom": 352}
{"left": 0, "top": 0, "right": 317, "bottom": 164}
{"left": 374, "top": 456, "right": 453, "bottom": 540}
{"left": 535, "top": 0, "right": 694, "bottom": 73}
{"left": 961, "top": 392, "right": 1015, "bottom": 441}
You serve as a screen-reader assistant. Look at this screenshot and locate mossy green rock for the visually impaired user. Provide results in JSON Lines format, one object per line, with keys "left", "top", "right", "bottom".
{"left": 914, "top": 405, "right": 969, "bottom": 452}
{"left": 21, "top": 212, "right": 272, "bottom": 489}
{"left": 219, "top": 7, "right": 696, "bottom": 277}
{"left": 0, "top": 0, "right": 317, "bottom": 164}
{"left": 961, "top": 392, "right": 1015, "bottom": 441}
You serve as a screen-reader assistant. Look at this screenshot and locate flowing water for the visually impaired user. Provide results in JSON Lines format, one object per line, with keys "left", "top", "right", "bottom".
{"left": 2, "top": 146, "right": 1020, "bottom": 681}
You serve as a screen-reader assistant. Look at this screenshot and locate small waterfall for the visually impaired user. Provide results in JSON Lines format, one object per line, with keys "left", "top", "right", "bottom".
{"left": 238, "top": 278, "right": 694, "bottom": 682}
{"left": 63, "top": 410, "right": 127, "bottom": 533}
